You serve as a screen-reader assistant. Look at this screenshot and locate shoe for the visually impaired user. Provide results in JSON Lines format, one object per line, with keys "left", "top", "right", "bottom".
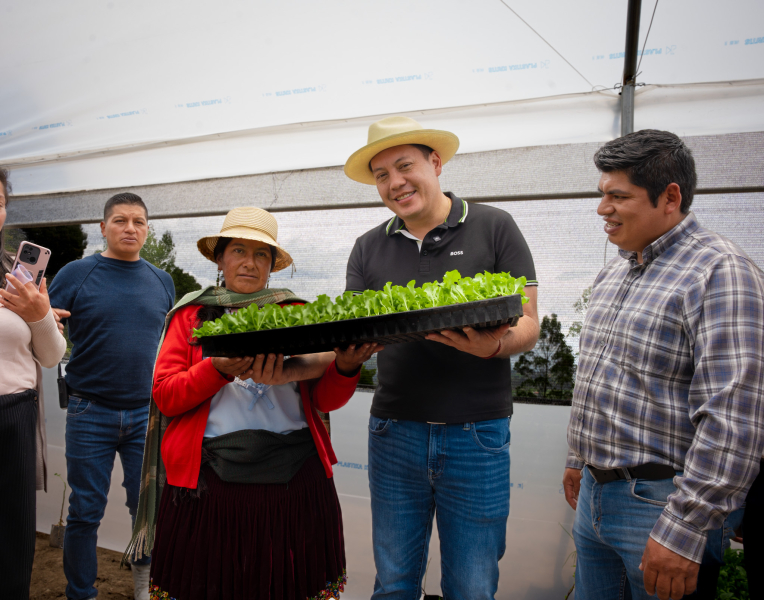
{"left": 132, "top": 563, "right": 151, "bottom": 600}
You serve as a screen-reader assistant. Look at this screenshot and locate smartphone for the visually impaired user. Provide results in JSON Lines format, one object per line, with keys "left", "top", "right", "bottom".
{"left": 6, "top": 241, "right": 51, "bottom": 293}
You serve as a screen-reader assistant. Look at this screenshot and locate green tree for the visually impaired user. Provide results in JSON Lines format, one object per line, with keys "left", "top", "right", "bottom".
{"left": 568, "top": 286, "right": 592, "bottom": 339}
{"left": 20, "top": 224, "right": 87, "bottom": 277}
{"left": 139, "top": 227, "right": 176, "bottom": 271}
{"left": 168, "top": 265, "right": 202, "bottom": 301}
{"left": 3, "top": 228, "right": 27, "bottom": 254}
{"left": 139, "top": 226, "right": 200, "bottom": 302}
{"left": 514, "top": 314, "right": 576, "bottom": 399}
{"left": 359, "top": 365, "right": 376, "bottom": 386}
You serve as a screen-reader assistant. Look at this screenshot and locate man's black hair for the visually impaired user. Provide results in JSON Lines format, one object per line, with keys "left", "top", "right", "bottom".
{"left": 103, "top": 192, "right": 148, "bottom": 221}
{"left": 593, "top": 129, "right": 697, "bottom": 213}
{"left": 411, "top": 144, "right": 433, "bottom": 159}
{"left": 368, "top": 143, "right": 434, "bottom": 173}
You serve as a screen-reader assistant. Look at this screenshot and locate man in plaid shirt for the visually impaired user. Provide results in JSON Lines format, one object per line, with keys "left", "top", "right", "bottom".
{"left": 563, "top": 130, "right": 764, "bottom": 600}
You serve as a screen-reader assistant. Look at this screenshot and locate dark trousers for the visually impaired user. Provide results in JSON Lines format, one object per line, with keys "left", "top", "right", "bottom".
{"left": 743, "top": 460, "right": 764, "bottom": 597}
{"left": 0, "top": 389, "right": 38, "bottom": 600}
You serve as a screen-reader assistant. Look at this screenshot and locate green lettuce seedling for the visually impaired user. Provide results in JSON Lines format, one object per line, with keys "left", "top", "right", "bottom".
{"left": 193, "top": 270, "right": 527, "bottom": 338}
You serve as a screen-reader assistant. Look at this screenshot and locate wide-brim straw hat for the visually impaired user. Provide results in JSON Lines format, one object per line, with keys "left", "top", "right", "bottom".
{"left": 344, "top": 116, "right": 460, "bottom": 185}
{"left": 197, "top": 207, "right": 293, "bottom": 272}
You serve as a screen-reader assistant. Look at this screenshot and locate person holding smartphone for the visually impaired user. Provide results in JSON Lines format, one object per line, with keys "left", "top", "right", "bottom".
{"left": 49, "top": 193, "right": 175, "bottom": 600}
{"left": 0, "top": 167, "right": 67, "bottom": 600}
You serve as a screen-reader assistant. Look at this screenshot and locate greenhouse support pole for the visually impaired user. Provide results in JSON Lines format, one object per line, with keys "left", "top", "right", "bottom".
{"left": 621, "top": 0, "right": 642, "bottom": 136}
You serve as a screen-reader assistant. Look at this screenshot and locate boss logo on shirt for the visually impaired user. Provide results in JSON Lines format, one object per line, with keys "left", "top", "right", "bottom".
{"left": 450, "top": 251, "right": 464, "bottom": 256}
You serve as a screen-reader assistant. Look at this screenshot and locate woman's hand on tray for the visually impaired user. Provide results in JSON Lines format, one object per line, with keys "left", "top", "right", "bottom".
{"left": 248, "top": 353, "right": 292, "bottom": 385}
{"left": 425, "top": 323, "right": 512, "bottom": 358}
{"left": 212, "top": 353, "right": 321, "bottom": 386}
{"left": 334, "top": 343, "right": 383, "bottom": 377}
{"left": 211, "top": 356, "right": 258, "bottom": 379}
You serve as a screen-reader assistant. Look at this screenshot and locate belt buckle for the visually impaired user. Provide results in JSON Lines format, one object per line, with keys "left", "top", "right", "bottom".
{"left": 588, "top": 465, "right": 631, "bottom": 484}
{"left": 588, "top": 465, "right": 611, "bottom": 483}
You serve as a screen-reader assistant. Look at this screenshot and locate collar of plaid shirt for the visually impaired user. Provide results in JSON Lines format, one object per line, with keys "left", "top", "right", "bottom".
{"left": 566, "top": 211, "right": 764, "bottom": 563}
{"left": 616, "top": 211, "right": 699, "bottom": 265}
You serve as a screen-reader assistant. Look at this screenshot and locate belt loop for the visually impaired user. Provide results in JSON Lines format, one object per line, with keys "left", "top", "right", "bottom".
{"left": 620, "top": 467, "right": 632, "bottom": 481}
{"left": 463, "top": 422, "right": 470, "bottom": 431}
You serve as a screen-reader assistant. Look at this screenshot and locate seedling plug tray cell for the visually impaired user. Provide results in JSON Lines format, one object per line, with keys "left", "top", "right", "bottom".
{"left": 200, "top": 294, "right": 524, "bottom": 358}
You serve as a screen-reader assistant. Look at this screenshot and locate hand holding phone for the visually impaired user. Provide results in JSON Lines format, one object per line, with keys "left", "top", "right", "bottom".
{"left": 0, "top": 271, "right": 52, "bottom": 323}
{"left": 5, "top": 263, "right": 34, "bottom": 293}
{"left": 5, "top": 241, "right": 50, "bottom": 293}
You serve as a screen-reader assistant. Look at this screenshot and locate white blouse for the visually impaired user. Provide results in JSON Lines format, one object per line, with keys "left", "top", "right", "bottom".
{"left": 203, "top": 306, "right": 309, "bottom": 438}
{"left": 203, "top": 378, "right": 308, "bottom": 438}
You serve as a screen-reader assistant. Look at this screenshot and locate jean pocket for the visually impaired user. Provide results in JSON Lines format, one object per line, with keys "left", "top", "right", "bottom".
{"left": 368, "top": 415, "right": 393, "bottom": 436}
{"left": 67, "top": 396, "right": 92, "bottom": 417}
{"left": 470, "top": 417, "right": 511, "bottom": 453}
{"left": 629, "top": 477, "right": 676, "bottom": 507}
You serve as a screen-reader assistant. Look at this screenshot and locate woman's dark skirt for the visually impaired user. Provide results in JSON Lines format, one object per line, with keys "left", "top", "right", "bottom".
{"left": 149, "top": 455, "right": 347, "bottom": 600}
{"left": 0, "top": 389, "right": 38, "bottom": 600}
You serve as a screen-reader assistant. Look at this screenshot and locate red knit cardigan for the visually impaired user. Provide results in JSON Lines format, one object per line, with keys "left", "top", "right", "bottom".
{"left": 153, "top": 304, "right": 360, "bottom": 489}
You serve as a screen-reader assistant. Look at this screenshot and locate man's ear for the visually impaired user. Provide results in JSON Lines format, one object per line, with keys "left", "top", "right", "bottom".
{"left": 100, "top": 221, "right": 106, "bottom": 237}
{"left": 663, "top": 182, "right": 682, "bottom": 215}
{"left": 430, "top": 150, "right": 443, "bottom": 177}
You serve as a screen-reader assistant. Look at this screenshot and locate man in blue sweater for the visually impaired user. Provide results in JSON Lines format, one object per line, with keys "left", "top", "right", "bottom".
{"left": 49, "top": 193, "right": 175, "bottom": 600}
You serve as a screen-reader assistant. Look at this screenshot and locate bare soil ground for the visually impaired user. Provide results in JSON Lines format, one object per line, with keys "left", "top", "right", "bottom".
{"left": 30, "top": 532, "right": 135, "bottom": 600}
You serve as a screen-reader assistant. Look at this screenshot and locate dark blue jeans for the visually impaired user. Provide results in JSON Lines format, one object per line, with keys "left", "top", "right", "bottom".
{"left": 368, "top": 416, "right": 511, "bottom": 600}
{"left": 575, "top": 466, "right": 744, "bottom": 600}
{"left": 63, "top": 397, "right": 150, "bottom": 600}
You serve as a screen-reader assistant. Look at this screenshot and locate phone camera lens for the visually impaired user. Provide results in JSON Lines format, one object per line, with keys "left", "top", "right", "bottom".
{"left": 29, "top": 257, "right": 37, "bottom": 264}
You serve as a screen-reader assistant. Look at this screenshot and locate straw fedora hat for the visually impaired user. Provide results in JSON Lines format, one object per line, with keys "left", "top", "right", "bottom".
{"left": 197, "top": 207, "right": 293, "bottom": 272}
{"left": 344, "top": 116, "right": 460, "bottom": 185}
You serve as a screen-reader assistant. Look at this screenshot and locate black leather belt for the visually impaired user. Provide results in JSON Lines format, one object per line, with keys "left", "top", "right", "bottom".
{"left": 67, "top": 388, "right": 100, "bottom": 403}
{"left": 587, "top": 462, "right": 676, "bottom": 484}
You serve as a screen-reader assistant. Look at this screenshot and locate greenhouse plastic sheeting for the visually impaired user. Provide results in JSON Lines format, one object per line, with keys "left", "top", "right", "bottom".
{"left": 2, "top": 0, "right": 764, "bottom": 195}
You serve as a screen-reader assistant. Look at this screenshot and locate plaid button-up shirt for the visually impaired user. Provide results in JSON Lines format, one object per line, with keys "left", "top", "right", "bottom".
{"left": 567, "top": 213, "right": 764, "bottom": 562}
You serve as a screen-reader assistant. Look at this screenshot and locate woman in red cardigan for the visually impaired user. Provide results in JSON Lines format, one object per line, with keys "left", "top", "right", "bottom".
{"left": 148, "top": 208, "right": 379, "bottom": 600}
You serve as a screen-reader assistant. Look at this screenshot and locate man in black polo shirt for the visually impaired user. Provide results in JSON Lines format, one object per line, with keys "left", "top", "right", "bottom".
{"left": 344, "top": 116, "right": 539, "bottom": 600}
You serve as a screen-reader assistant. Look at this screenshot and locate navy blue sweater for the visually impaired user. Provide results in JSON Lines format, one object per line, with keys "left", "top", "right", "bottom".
{"left": 49, "top": 254, "right": 175, "bottom": 410}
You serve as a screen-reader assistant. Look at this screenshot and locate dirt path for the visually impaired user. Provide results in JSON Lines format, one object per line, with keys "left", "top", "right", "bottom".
{"left": 30, "top": 532, "right": 135, "bottom": 600}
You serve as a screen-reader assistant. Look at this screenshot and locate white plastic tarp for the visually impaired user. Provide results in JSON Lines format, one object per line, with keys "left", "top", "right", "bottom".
{"left": 2, "top": 0, "right": 764, "bottom": 195}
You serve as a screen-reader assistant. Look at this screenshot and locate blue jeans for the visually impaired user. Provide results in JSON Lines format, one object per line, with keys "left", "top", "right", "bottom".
{"left": 574, "top": 466, "right": 745, "bottom": 600}
{"left": 63, "top": 397, "right": 151, "bottom": 600}
{"left": 368, "top": 416, "right": 511, "bottom": 600}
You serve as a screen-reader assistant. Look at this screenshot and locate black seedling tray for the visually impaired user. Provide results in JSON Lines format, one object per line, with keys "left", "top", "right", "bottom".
{"left": 201, "top": 294, "right": 524, "bottom": 358}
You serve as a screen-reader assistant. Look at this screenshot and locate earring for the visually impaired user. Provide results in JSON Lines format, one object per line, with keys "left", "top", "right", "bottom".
{"left": 216, "top": 269, "right": 221, "bottom": 286}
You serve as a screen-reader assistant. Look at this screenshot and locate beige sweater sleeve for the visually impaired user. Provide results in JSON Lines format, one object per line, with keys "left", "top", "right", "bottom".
{"left": 27, "top": 310, "right": 67, "bottom": 368}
